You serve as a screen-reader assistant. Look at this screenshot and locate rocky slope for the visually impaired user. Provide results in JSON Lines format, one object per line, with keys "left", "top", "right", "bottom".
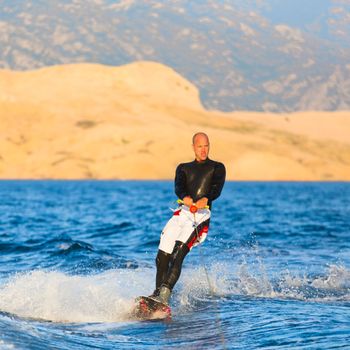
{"left": 1, "top": 0, "right": 350, "bottom": 111}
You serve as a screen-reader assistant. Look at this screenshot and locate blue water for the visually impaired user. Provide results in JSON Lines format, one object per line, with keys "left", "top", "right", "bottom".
{"left": 0, "top": 181, "right": 349, "bottom": 349}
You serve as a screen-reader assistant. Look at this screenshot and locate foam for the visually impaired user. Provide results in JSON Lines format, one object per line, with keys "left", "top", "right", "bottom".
{"left": 0, "top": 340, "right": 16, "bottom": 350}
{"left": 179, "top": 262, "right": 350, "bottom": 304}
{"left": 0, "top": 269, "right": 153, "bottom": 323}
{"left": 1, "top": 262, "right": 349, "bottom": 323}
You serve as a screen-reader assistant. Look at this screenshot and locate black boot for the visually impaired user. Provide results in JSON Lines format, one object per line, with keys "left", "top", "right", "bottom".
{"left": 149, "top": 250, "right": 171, "bottom": 297}
{"left": 156, "top": 285, "right": 172, "bottom": 305}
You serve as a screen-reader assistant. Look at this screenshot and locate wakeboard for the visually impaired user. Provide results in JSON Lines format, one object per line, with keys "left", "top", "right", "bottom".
{"left": 133, "top": 296, "right": 172, "bottom": 321}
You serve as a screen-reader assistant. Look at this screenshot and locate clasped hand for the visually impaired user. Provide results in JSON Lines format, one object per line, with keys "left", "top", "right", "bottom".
{"left": 182, "top": 196, "right": 208, "bottom": 209}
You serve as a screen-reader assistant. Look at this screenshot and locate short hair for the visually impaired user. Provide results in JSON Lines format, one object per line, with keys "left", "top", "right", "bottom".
{"left": 192, "top": 132, "right": 209, "bottom": 145}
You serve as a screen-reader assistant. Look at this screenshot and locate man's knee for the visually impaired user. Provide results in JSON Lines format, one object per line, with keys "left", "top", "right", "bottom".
{"left": 170, "top": 241, "right": 189, "bottom": 267}
{"left": 162, "top": 241, "right": 189, "bottom": 290}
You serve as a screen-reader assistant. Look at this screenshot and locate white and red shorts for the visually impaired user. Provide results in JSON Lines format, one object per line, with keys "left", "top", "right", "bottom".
{"left": 158, "top": 206, "right": 211, "bottom": 254}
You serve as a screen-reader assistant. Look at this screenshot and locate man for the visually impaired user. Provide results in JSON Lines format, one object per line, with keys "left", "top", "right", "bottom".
{"left": 150, "top": 132, "right": 226, "bottom": 305}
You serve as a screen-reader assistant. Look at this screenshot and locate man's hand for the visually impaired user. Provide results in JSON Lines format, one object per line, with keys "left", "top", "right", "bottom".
{"left": 182, "top": 196, "right": 193, "bottom": 207}
{"left": 195, "top": 197, "right": 208, "bottom": 209}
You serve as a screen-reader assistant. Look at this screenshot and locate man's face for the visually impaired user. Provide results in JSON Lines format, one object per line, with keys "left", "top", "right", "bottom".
{"left": 193, "top": 135, "right": 210, "bottom": 162}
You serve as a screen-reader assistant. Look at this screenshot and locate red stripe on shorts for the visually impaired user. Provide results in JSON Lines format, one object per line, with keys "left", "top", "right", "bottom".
{"left": 187, "top": 225, "right": 208, "bottom": 250}
{"left": 173, "top": 209, "right": 181, "bottom": 216}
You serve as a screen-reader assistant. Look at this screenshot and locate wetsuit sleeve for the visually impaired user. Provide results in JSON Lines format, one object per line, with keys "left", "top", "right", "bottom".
{"left": 175, "top": 164, "right": 188, "bottom": 200}
{"left": 208, "top": 162, "right": 226, "bottom": 202}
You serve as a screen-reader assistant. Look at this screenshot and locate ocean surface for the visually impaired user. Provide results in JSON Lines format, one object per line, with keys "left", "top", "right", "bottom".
{"left": 0, "top": 181, "right": 349, "bottom": 350}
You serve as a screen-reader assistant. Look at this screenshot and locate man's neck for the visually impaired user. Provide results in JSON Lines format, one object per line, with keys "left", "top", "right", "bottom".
{"left": 195, "top": 157, "right": 209, "bottom": 163}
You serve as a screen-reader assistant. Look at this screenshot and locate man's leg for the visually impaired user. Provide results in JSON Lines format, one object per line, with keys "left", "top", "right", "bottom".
{"left": 150, "top": 209, "right": 182, "bottom": 297}
{"left": 161, "top": 241, "right": 189, "bottom": 290}
{"left": 150, "top": 250, "right": 171, "bottom": 297}
{"left": 157, "top": 208, "right": 211, "bottom": 304}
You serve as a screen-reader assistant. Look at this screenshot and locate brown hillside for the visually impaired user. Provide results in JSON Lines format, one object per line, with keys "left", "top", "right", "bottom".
{"left": 1, "top": 62, "right": 350, "bottom": 180}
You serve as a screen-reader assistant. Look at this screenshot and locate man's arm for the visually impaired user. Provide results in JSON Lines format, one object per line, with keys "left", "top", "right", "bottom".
{"left": 175, "top": 164, "right": 189, "bottom": 201}
{"left": 208, "top": 162, "right": 226, "bottom": 202}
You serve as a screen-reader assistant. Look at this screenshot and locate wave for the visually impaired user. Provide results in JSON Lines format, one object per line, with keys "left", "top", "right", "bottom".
{"left": 0, "top": 261, "right": 349, "bottom": 323}
{"left": 1, "top": 234, "right": 139, "bottom": 274}
{"left": 180, "top": 262, "right": 350, "bottom": 306}
{"left": 0, "top": 269, "right": 154, "bottom": 323}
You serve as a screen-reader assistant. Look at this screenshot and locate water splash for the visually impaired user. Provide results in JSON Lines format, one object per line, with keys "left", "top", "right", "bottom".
{"left": 1, "top": 261, "right": 349, "bottom": 324}
{"left": 179, "top": 261, "right": 350, "bottom": 305}
{"left": 0, "top": 269, "right": 154, "bottom": 323}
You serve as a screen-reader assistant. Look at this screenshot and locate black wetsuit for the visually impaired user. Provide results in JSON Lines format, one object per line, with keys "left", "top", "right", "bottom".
{"left": 175, "top": 158, "right": 226, "bottom": 208}
{"left": 154, "top": 158, "right": 226, "bottom": 294}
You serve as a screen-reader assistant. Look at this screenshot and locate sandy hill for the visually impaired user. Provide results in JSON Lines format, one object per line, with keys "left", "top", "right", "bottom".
{"left": 0, "top": 61, "right": 350, "bottom": 180}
